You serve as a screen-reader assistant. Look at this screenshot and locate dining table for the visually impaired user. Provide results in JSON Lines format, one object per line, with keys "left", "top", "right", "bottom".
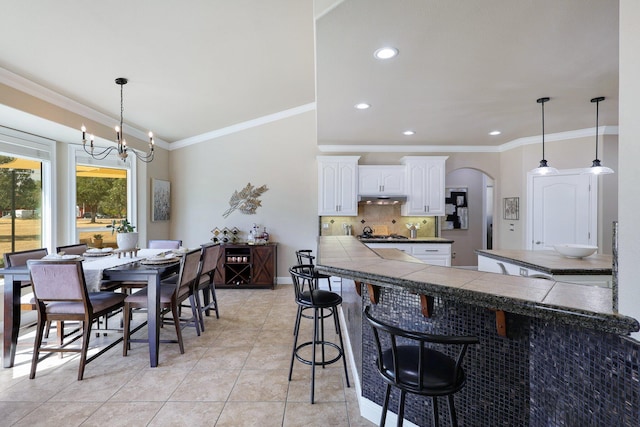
{"left": 1, "top": 248, "right": 181, "bottom": 368}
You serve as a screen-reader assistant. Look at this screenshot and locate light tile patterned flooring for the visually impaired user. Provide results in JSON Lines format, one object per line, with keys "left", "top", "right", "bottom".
{"left": 0, "top": 285, "right": 374, "bottom": 426}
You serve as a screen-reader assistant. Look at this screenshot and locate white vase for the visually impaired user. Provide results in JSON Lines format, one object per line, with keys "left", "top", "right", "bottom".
{"left": 116, "top": 232, "right": 139, "bottom": 250}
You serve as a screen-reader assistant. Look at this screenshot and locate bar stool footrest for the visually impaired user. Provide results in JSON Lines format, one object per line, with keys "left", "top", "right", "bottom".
{"left": 294, "top": 340, "right": 344, "bottom": 367}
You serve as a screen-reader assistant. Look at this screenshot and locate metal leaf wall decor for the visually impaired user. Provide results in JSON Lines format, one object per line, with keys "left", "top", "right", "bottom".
{"left": 222, "top": 182, "right": 269, "bottom": 218}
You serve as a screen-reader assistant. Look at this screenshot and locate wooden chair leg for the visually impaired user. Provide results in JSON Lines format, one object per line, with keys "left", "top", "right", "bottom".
{"left": 189, "top": 294, "right": 201, "bottom": 336}
{"left": 194, "top": 291, "right": 205, "bottom": 333}
{"left": 29, "top": 315, "right": 46, "bottom": 379}
{"left": 123, "top": 305, "right": 131, "bottom": 356}
{"left": 171, "top": 303, "right": 185, "bottom": 354}
{"left": 78, "top": 321, "right": 92, "bottom": 380}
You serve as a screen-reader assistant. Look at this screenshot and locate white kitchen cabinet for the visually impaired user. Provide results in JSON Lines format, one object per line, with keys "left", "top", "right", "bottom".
{"left": 409, "top": 243, "right": 451, "bottom": 266}
{"left": 401, "top": 156, "right": 448, "bottom": 216}
{"left": 317, "top": 156, "right": 360, "bottom": 216}
{"left": 365, "top": 242, "right": 452, "bottom": 266}
{"left": 358, "top": 165, "right": 405, "bottom": 194}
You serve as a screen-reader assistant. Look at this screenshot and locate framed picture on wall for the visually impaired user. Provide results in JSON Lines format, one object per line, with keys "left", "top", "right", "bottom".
{"left": 444, "top": 187, "right": 468, "bottom": 229}
{"left": 503, "top": 197, "right": 519, "bottom": 220}
{"left": 151, "top": 178, "right": 171, "bottom": 221}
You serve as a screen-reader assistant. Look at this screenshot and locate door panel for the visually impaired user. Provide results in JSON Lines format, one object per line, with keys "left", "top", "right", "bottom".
{"left": 531, "top": 173, "right": 595, "bottom": 250}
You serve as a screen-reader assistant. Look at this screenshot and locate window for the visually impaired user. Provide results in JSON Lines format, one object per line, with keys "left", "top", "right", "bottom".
{"left": 69, "top": 146, "right": 136, "bottom": 247}
{"left": 0, "top": 127, "right": 54, "bottom": 263}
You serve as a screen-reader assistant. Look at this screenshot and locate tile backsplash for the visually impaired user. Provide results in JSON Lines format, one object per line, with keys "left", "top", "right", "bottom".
{"left": 319, "top": 204, "right": 437, "bottom": 237}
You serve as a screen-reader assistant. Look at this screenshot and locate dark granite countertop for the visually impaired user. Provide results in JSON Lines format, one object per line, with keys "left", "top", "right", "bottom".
{"left": 476, "top": 249, "right": 612, "bottom": 275}
{"left": 317, "top": 236, "right": 638, "bottom": 335}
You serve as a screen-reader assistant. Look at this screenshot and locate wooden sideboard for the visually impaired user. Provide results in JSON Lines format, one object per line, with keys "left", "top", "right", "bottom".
{"left": 213, "top": 243, "right": 277, "bottom": 289}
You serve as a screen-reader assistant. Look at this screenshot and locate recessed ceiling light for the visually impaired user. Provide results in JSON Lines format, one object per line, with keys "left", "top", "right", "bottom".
{"left": 354, "top": 103, "right": 371, "bottom": 110}
{"left": 403, "top": 130, "right": 415, "bottom": 136}
{"left": 489, "top": 130, "right": 501, "bottom": 136}
{"left": 374, "top": 47, "right": 399, "bottom": 60}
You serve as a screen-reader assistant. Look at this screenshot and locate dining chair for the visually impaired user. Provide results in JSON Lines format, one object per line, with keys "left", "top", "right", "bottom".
{"left": 148, "top": 239, "right": 182, "bottom": 249}
{"left": 363, "top": 306, "right": 479, "bottom": 426}
{"left": 3, "top": 248, "right": 56, "bottom": 334}
{"left": 27, "top": 260, "right": 127, "bottom": 380}
{"left": 193, "top": 243, "right": 222, "bottom": 331}
{"left": 122, "top": 248, "right": 202, "bottom": 355}
{"left": 56, "top": 243, "right": 88, "bottom": 256}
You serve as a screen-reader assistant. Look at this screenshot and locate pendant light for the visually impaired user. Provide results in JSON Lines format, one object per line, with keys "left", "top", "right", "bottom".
{"left": 584, "top": 96, "right": 614, "bottom": 175}
{"left": 530, "top": 97, "right": 558, "bottom": 175}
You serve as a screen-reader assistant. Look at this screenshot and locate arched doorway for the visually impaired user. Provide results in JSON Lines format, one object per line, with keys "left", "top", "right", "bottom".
{"left": 442, "top": 168, "right": 494, "bottom": 268}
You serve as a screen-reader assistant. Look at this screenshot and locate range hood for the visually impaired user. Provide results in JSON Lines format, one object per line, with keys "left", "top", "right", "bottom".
{"left": 358, "top": 195, "right": 407, "bottom": 205}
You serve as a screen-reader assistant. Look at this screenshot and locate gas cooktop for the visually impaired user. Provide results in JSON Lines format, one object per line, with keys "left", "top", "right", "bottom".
{"left": 357, "top": 234, "right": 409, "bottom": 240}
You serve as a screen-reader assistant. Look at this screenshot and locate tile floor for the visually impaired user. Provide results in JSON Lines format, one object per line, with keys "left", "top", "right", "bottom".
{"left": 0, "top": 285, "right": 374, "bottom": 426}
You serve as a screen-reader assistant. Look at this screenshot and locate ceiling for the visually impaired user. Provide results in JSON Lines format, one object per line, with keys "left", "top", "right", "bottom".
{"left": 0, "top": 0, "right": 619, "bottom": 150}
{"left": 316, "top": 0, "right": 619, "bottom": 148}
{"left": 0, "top": 0, "right": 315, "bottom": 146}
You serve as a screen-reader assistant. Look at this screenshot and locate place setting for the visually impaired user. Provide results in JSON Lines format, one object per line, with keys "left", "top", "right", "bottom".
{"left": 140, "top": 252, "right": 181, "bottom": 265}
{"left": 83, "top": 247, "right": 115, "bottom": 257}
{"left": 43, "top": 253, "right": 84, "bottom": 261}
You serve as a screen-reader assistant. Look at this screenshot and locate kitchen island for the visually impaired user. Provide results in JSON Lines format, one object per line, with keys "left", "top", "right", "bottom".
{"left": 476, "top": 248, "right": 613, "bottom": 287}
{"left": 317, "top": 236, "right": 639, "bottom": 426}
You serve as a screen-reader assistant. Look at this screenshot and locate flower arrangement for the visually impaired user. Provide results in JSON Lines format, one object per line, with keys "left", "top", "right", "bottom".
{"left": 93, "top": 233, "right": 104, "bottom": 240}
{"left": 107, "top": 219, "right": 136, "bottom": 234}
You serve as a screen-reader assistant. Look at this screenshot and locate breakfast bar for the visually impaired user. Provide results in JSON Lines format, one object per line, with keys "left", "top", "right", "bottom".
{"left": 317, "top": 236, "right": 640, "bottom": 426}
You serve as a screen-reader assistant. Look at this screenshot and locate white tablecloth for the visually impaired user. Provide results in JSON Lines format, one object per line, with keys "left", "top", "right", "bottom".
{"left": 82, "top": 249, "right": 168, "bottom": 292}
{"left": 41, "top": 249, "right": 173, "bottom": 292}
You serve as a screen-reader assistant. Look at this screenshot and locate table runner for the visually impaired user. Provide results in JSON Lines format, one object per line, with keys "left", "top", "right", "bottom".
{"left": 82, "top": 248, "right": 168, "bottom": 292}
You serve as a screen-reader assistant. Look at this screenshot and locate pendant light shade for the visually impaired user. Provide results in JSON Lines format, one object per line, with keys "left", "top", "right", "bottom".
{"left": 583, "top": 96, "right": 614, "bottom": 175}
{"left": 530, "top": 97, "right": 558, "bottom": 175}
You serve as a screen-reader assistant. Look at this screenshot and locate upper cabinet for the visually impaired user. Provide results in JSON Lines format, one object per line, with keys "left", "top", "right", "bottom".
{"left": 317, "top": 156, "right": 360, "bottom": 216}
{"left": 358, "top": 165, "right": 405, "bottom": 195}
{"left": 401, "top": 156, "right": 448, "bottom": 216}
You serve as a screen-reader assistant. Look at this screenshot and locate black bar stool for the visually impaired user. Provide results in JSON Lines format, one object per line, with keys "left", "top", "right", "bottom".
{"left": 295, "top": 249, "right": 333, "bottom": 290}
{"left": 288, "top": 264, "right": 350, "bottom": 403}
{"left": 363, "top": 306, "right": 479, "bottom": 426}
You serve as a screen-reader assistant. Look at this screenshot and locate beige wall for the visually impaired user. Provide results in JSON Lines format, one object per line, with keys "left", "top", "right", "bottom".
{"left": 169, "top": 111, "right": 318, "bottom": 282}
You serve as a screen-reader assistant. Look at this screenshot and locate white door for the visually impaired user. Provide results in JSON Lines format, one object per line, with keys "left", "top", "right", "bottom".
{"left": 528, "top": 171, "right": 597, "bottom": 250}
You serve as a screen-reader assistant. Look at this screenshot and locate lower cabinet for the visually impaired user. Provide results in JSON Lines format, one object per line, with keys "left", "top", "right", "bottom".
{"left": 213, "top": 243, "right": 277, "bottom": 289}
{"left": 364, "top": 243, "right": 452, "bottom": 266}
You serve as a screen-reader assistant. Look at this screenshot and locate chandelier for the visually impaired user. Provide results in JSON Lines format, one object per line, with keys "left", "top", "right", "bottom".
{"left": 81, "top": 77, "right": 154, "bottom": 163}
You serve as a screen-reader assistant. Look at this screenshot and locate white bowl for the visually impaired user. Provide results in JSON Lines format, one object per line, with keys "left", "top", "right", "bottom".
{"left": 553, "top": 244, "right": 598, "bottom": 259}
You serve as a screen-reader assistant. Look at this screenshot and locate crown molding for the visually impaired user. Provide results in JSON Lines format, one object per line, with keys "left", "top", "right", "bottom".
{"left": 169, "top": 102, "right": 316, "bottom": 150}
{"left": 319, "top": 126, "right": 620, "bottom": 154}
{"left": 0, "top": 67, "right": 170, "bottom": 150}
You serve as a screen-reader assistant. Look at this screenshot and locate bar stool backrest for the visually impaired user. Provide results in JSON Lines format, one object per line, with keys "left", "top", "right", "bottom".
{"left": 289, "top": 264, "right": 318, "bottom": 305}
{"left": 296, "top": 249, "right": 315, "bottom": 266}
